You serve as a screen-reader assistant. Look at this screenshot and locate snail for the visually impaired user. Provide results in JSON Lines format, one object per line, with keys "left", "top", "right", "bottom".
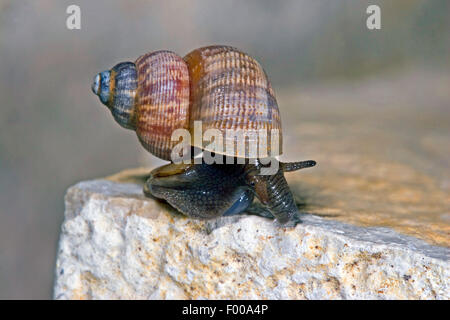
{"left": 144, "top": 160, "right": 316, "bottom": 225}
{"left": 91, "top": 45, "right": 316, "bottom": 225}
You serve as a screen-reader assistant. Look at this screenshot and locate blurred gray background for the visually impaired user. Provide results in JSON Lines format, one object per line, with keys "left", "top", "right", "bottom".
{"left": 0, "top": 0, "right": 449, "bottom": 299}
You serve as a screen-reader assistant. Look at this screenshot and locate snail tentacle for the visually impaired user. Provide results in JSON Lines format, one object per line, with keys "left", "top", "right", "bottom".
{"left": 281, "top": 160, "right": 316, "bottom": 172}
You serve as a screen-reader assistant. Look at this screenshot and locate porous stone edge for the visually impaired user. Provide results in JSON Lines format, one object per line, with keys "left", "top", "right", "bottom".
{"left": 54, "top": 179, "right": 450, "bottom": 299}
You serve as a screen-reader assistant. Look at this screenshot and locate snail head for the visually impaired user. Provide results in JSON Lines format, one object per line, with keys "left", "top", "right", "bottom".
{"left": 244, "top": 159, "right": 316, "bottom": 202}
{"left": 243, "top": 159, "right": 316, "bottom": 224}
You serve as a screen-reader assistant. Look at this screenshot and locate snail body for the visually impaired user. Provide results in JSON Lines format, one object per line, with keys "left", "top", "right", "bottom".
{"left": 144, "top": 162, "right": 254, "bottom": 219}
{"left": 92, "top": 45, "right": 316, "bottom": 225}
{"left": 144, "top": 160, "right": 316, "bottom": 223}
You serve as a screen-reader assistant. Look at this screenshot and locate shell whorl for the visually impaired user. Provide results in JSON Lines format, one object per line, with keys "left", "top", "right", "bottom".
{"left": 134, "top": 51, "right": 190, "bottom": 161}
{"left": 184, "top": 45, "right": 282, "bottom": 158}
{"left": 92, "top": 62, "right": 138, "bottom": 130}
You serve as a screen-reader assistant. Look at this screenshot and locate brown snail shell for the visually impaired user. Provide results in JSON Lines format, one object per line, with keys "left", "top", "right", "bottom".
{"left": 92, "top": 45, "right": 282, "bottom": 161}
{"left": 135, "top": 51, "right": 190, "bottom": 161}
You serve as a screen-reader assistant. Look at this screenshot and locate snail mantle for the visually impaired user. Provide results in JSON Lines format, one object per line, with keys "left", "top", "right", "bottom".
{"left": 54, "top": 169, "right": 449, "bottom": 300}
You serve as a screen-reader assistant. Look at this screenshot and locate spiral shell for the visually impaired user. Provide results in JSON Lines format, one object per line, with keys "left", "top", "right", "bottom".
{"left": 92, "top": 45, "right": 282, "bottom": 161}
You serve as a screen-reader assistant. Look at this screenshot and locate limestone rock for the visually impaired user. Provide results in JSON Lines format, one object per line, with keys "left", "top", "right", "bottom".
{"left": 54, "top": 173, "right": 449, "bottom": 300}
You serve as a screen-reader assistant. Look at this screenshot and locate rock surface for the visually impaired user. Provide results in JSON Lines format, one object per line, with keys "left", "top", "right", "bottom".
{"left": 275, "top": 78, "right": 450, "bottom": 247}
{"left": 54, "top": 170, "right": 449, "bottom": 300}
